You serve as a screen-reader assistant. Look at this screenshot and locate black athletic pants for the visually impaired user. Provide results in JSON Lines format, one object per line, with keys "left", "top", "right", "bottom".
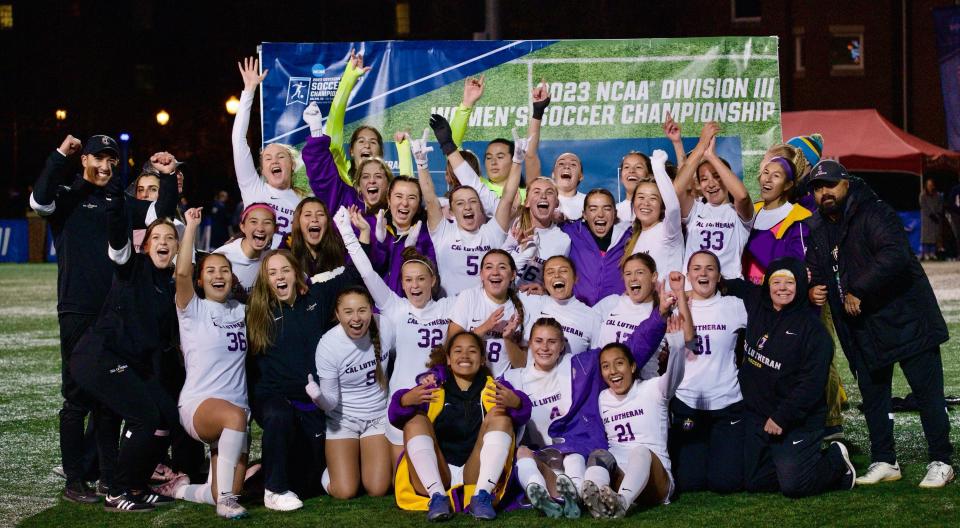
{"left": 58, "top": 313, "right": 99, "bottom": 485}
{"left": 743, "top": 411, "right": 850, "bottom": 497}
{"left": 251, "top": 394, "right": 326, "bottom": 497}
{"left": 668, "top": 399, "right": 744, "bottom": 493}
{"left": 852, "top": 347, "right": 953, "bottom": 465}
{"left": 71, "top": 331, "right": 178, "bottom": 494}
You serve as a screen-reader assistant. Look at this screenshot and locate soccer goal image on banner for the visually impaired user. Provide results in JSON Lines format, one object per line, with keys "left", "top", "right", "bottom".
{"left": 259, "top": 38, "right": 781, "bottom": 200}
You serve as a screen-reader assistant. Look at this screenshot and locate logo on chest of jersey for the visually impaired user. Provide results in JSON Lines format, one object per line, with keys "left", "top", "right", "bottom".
{"left": 344, "top": 358, "right": 379, "bottom": 375}
{"left": 449, "top": 244, "right": 491, "bottom": 252}
{"left": 603, "top": 407, "right": 644, "bottom": 424}
{"left": 532, "top": 393, "right": 562, "bottom": 407}
{"left": 210, "top": 316, "right": 246, "bottom": 330}
{"left": 695, "top": 220, "right": 734, "bottom": 229}
{"left": 408, "top": 316, "right": 449, "bottom": 326}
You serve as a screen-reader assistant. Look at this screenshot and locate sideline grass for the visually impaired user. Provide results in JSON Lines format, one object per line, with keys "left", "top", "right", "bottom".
{"left": 2, "top": 263, "right": 959, "bottom": 527}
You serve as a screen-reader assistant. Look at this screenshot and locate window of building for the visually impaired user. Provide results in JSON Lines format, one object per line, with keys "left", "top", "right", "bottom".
{"left": 794, "top": 27, "right": 805, "bottom": 77}
{"left": 829, "top": 25, "right": 864, "bottom": 76}
{"left": 0, "top": 5, "right": 12, "bottom": 30}
{"left": 732, "top": 0, "right": 761, "bottom": 22}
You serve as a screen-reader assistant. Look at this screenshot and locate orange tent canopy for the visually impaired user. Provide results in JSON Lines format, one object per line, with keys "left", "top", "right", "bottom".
{"left": 781, "top": 109, "right": 960, "bottom": 174}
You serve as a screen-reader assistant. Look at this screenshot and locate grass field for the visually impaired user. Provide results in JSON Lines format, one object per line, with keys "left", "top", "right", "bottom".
{"left": 2, "top": 263, "right": 959, "bottom": 527}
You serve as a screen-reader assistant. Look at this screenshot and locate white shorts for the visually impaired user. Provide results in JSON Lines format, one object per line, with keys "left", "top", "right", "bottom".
{"left": 326, "top": 413, "right": 386, "bottom": 440}
{"left": 178, "top": 397, "right": 250, "bottom": 443}
{"left": 386, "top": 422, "right": 405, "bottom": 446}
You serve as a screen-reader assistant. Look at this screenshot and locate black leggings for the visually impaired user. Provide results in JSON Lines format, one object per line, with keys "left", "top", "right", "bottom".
{"left": 71, "top": 331, "right": 178, "bottom": 494}
{"left": 668, "top": 399, "right": 744, "bottom": 493}
{"left": 252, "top": 394, "right": 326, "bottom": 497}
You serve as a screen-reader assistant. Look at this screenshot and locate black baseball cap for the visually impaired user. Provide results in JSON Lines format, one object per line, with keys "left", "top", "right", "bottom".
{"left": 808, "top": 159, "right": 849, "bottom": 184}
{"left": 82, "top": 135, "right": 120, "bottom": 157}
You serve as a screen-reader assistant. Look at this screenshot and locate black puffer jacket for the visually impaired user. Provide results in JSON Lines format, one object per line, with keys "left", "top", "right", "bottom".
{"left": 727, "top": 258, "right": 833, "bottom": 432}
{"left": 805, "top": 178, "right": 948, "bottom": 370}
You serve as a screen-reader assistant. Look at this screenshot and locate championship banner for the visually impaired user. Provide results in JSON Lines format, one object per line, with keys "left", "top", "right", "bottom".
{"left": 934, "top": 6, "right": 960, "bottom": 151}
{"left": 260, "top": 38, "right": 781, "bottom": 200}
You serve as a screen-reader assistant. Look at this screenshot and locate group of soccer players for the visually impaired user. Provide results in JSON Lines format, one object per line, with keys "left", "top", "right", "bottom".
{"left": 35, "top": 53, "right": 950, "bottom": 521}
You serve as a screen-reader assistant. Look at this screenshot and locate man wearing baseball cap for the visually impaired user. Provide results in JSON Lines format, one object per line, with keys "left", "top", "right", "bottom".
{"left": 30, "top": 134, "right": 179, "bottom": 503}
{"left": 804, "top": 160, "right": 954, "bottom": 489}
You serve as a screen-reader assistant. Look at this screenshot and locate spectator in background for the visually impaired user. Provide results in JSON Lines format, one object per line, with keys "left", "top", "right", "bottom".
{"left": 945, "top": 181, "right": 960, "bottom": 260}
{"left": 208, "top": 191, "right": 231, "bottom": 249}
{"left": 919, "top": 178, "right": 944, "bottom": 261}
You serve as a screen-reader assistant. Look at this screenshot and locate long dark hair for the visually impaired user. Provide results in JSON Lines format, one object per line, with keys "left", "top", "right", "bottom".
{"left": 427, "top": 330, "right": 492, "bottom": 381}
{"left": 290, "top": 197, "right": 346, "bottom": 275}
{"left": 247, "top": 250, "right": 308, "bottom": 355}
{"left": 620, "top": 252, "right": 659, "bottom": 310}
{"left": 599, "top": 342, "right": 640, "bottom": 381}
{"left": 383, "top": 176, "right": 427, "bottom": 234}
{"left": 347, "top": 126, "right": 385, "bottom": 180}
{"left": 482, "top": 249, "right": 525, "bottom": 332}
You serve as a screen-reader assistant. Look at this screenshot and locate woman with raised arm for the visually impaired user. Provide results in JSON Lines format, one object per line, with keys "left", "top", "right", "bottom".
{"left": 504, "top": 282, "right": 673, "bottom": 519}
{"left": 173, "top": 208, "right": 251, "bottom": 519}
{"left": 213, "top": 203, "right": 277, "bottom": 296}
{"left": 325, "top": 49, "right": 384, "bottom": 184}
{"left": 615, "top": 112, "right": 683, "bottom": 223}
{"left": 420, "top": 115, "right": 523, "bottom": 296}
{"left": 622, "top": 149, "right": 684, "bottom": 278}
{"left": 673, "top": 122, "right": 754, "bottom": 279}
{"left": 233, "top": 57, "right": 307, "bottom": 246}
{"left": 560, "top": 189, "right": 631, "bottom": 306}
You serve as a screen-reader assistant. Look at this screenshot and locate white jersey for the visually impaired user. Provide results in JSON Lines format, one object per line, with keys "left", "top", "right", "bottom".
{"left": 430, "top": 218, "right": 507, "bottom": 297}
{"left": 233, "top": 89, "right": 300, "bottom": 247}
{"left": 630, "top": 153, "right": 684, "bottom": 277}
{"left": 616, "top": 199, "right": 633, "bottom": 223}
{"left": 502, "top": 354, "right": 574, "bottom": 448}
{"left": 177, "top": 296, "right": 248, "bottom": 409}
{"left": 513, "top": 225, "right": 571, "bottom": 288}
{"left": 676, "top": 294, "right": 747, "bottom": 411}
{"left": 450, "top": 286, "right": 527, "bottom": 377}
{"left": 315, "top": 319, "right": 396, "bottom": 421}
{"left": 594, "top": 295, "right": 661, "bottom": 379}
{"left": 683, "top": 200, "right": 753, "bottom": 280}
{"left": 600, "top": 379, "right": 671, "bottom": 475}
{"left": 214, "top": 238, "right": 263, "bottom": 294}
{"left": 521, "top": 294, "right": 601, "bottom": 355}
{"left": 558, "top": 192, "right": 586, "bottom": 220}
{"left": 380, "top": 296, "right": 457, "bottom": 399}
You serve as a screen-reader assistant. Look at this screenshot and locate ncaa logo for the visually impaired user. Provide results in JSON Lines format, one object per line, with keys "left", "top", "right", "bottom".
{"left": 311, "top": 63, "right": 326, "bottom": 76}
{"left": 286, "top": 76, "right": 311, "bottom": 106}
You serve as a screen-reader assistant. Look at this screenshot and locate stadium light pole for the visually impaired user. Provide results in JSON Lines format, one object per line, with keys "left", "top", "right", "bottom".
{"left": 156, "top": 109, "right": 170, "bottom": 126}
{"left": 225, "top": 96, "right": 240, "bottom": 115}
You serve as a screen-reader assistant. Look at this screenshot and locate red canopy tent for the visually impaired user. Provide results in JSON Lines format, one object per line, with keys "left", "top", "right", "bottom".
{"left": 781, "top": 109, "right": 960, "bottom": 174}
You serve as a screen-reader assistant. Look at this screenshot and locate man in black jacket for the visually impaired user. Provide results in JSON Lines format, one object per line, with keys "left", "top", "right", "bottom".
{"left": 30, "top": 134, "right": 178, "bottom": 502}
{"left": 805, "top": 160, "right": 954, "bottom": 489}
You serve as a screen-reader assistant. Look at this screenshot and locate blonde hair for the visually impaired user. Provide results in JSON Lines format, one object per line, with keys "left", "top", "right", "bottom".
{"left": 518, "top": 177, "right": 559, "bottom": 233}
{"left": 354, "top": 157, "right": 394, "bottom": 214}
{"left": 261, "top": 143, "right": 310, "bottom": 198}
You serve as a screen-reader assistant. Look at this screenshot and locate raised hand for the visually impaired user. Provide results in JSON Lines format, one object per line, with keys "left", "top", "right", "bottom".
{"left": 238, "top": 56, "right": 268, "bottom": 92}
{"left": 501, "top": 313, "right": 521, "bottom": 342}
{"left": 531, "top": 78, "right": 551, "bottom": 120}
{"left": 463, "top": 75, "right": 485, "bottom": 107}
{"left": 303, "top": 102, "right": 324, "bottom": 136}
{"left": 663, "top": 111, "right": 682, "bottom": 142}
{"left": 184, "top": 207, "right": 203, "bottom": 228}
{"left": 59, "top": 135, "right": 82, "bottom": 156}
{"left": 697, "top": 121, "right": 720, "bottom": 150}
{"left": 346, "top": 49, "right": 372, "bottom": 76}
{"left": 705, "top": 135, "right": 718, "bottom": 161}
{"left": 150, "top": 151, "right": 179, "bottom": 174}
{"left": 511, "top": 128, "right": 531, "bottom": 164}
{"left": 474, "top": 306, "right": 505, "bottom": 336}
{"left": 650, "top": 148, "right": 669, "bottom": 166}
{"left": 410, "top": 128, "right": 434, "bottom": 170}
{"left": 668, "top": 271, "right": 686, "bottom": 295}
{"left": 348, "top": 205, "right": 371, "bottom": 236}
{"left": 374, "top": 209, "right": 387, "bottom": 243}
{"left": 657, "top": 279, "right": 678, "bottom": 315}
{"left": 429, "top": 114, "right": 457, "bottom": 156}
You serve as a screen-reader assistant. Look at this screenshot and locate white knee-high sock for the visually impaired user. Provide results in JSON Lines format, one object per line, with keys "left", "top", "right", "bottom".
{"left": 516, "top": 457, "right": 547, "bottom": 489}
{"left": 216, "top": 428, "right": 246, "bottom": 499}
{"left": 177, "top": 483, "right": 214, "bottom": 504}
{"left": 563, "top": 453, "right": 586, "bottom": 492}
{"left": 407, "top": 435, "right": 445, "bottom": 497}
{"left": 321, "top": 468, "right": 331, "bottom": 494}
{"left": 583, "top": 465, "right": 611, "bottom": 488}
{"left": 617, "top": 447, "right": 652, "bottom": 506}
{"left": 474, "top": 431, "right": 512, "bottom": 495}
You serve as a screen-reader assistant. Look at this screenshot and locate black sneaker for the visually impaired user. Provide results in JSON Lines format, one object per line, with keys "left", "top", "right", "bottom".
{"left": 63, "top": 481, "right": 99, "bottom": 504}
{"left": 132, "top": 490, "right": 175, "bottom": 506}
{"left": 104, "top": 492, "right": 155, "bottom": 512}
{"left": 96, "top": 481, "right": 109, "bottom": 497}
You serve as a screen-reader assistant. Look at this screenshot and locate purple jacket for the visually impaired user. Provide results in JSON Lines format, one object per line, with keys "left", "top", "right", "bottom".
{"left": 389, "top": 365, "right": 532, "bottom": 429}
{"left": 520, "top": 309, "right": 666, "bottom": 458}
{"left": 368, "top": 219, "right": 437, "bottom": 297}
{"left": 743, "top": 202, "right": 811, "bottom": 285}
{"left": 303, "top": 135, "right": 364, "bottom": 214}
{"left": 561, "top": 220, "right": 630, "bottom": 307}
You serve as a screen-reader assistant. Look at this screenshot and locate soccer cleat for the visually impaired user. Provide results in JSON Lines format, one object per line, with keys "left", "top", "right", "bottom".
{"left": 467, "top": 490, "right": 496, "bottom": 520}
{"left": 152, "top": 473, "right": 190, "bottom": 498}
{"left": 525, "top": 482, "right": 563, "bottom": 518}
{"left": 580, "top": 480, "right": 605, "bottom": 518}
{"left": 63, "top": 481, "right": 99, "bottom": 504}
{"left": 133, "top": 490, "right": 175, "bottom": 506}
{"left": 855, "top": 461, "right": 901, "bottom": 485}
{"left": 832, "top": 441, "right": 856, "bottom": 490}
{"left": 217, "top": 493, "right": 249, "bottom": 519}
{"left": 554, "top": 474, "right": 581, "bottom": 519}
{"left": 264, "top": 489, "right": 304, "bottom": 512}
{"left": 426, "top": 492, "right": 453, "bottom": 522}
{"left": 598, "top": 485, "right": 627, "bottom": 519}
{"left": 104, "top": 492, "right": 155, "bottom": 512}
{"left": 919, "top": 461, "right": 955, "bottom": 489}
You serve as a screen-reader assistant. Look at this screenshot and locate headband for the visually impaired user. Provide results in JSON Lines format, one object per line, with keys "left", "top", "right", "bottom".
{"left": 241, "top": 203, "right": 277, "bottom": 223}
{"left": 402, "top": 258, "right": 435, "bottom": 276}
{"left": 769, "top": 268, "right": 796, "bottom": 281}
{"left": 767, "top": 156, "right": 795, "bottom": 181}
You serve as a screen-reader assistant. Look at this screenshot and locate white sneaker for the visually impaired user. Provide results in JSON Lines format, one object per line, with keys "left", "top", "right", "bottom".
{"left": 832, "top": 442, "right": 856, "bottom": 490}
{"left": 855, "top": 461, "right": 901, "bottom": 485}
{"left": 264, "top": 489, "right": 303, "bottom": 511}
{"left": 919, "top": 461, "right": 955, "bottom": 489}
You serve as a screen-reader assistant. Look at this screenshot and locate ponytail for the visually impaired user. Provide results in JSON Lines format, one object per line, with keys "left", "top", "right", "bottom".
{"left": 368, "top": 317, "right": 387, "bottom": 390}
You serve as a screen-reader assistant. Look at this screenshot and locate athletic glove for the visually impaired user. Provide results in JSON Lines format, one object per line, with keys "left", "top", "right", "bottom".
{"left": 511, "top": 128, "right": 531, "bottom": 164}
{"left": 333, "top": 206, "right": 359, "bottom": 248}
{"left": 303, "top": 102, "right": 324, "bottom": 137}
{"left": 532, "top": 95, "right": 551, "bottom": 120}
{"left": 375, "top": 209, "right": 387, "bottom": 243}
{"left": 429, "top": 114, "right": 458, "bottom": 156}
{"left": 410, "top": 128, "right": 434, "bottom": 170}
{"left": 404, "top": 220, "right": 422, "bottom": 249}
{"left": 305, "top": 374, "right": 323, "bottom": 405}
